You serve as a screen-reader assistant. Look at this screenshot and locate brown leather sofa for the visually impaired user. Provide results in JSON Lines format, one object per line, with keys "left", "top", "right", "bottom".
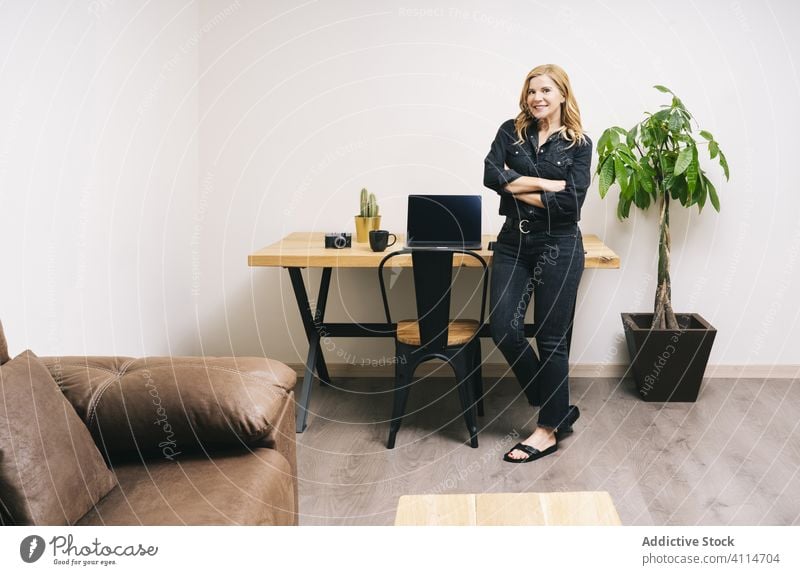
{"left": 0, "top": 320, "right": 298, "bottom": 525}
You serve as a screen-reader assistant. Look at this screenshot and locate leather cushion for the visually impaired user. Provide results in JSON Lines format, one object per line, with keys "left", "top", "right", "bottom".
{"left": 0, "top": 351, "right": 117, "bottom": 525}
{"left": 77, "top": 448, "right": 296, "bottom": 525}
{"left": 0, "top": 319, "right": 9, "bottom": 365}
{"left": 40, "top": 356, "right": 296, "bottom": 458}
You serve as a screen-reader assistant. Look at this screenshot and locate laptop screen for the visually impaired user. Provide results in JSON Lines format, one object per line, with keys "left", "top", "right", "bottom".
{"left": 406, "top": 195, "right": 482, "bottom": 249}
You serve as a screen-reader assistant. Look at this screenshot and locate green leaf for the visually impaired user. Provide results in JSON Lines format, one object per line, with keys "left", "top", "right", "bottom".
{"left": 633, "top": 176, "right": 650, "bottom": 209}
{"left": 640, "top": 173, "right": 655, "bottom": 196}
{"left": 718, "top": 149, "right": 730, "bottom": 180}
{"left": 696, "top": 175, "right": 707, "bottom": 211}
{"left": 629, "top": 172, "right": 638, "bottom": 204}
{"left": 699, "top": 130, "right": 714, "bottom": 141}
{"left": 663, "top": 173, "right": 674, "bottom": 193}
{"left": 639, "top": 186, "right": 651, "bottom": 209}
{"left": 615, "top": 156, "right": 629, "bottom": 198}
{"left": 674, "top": 146, "right": 693, "bottom": 176}
{"left": 653, "top": 109, "right": 670, "bottom": 123}
{"left": 668, "top": 111, "right": 683, "bottom": 133}
{"left": 662, "top": 152, "right": 676, "bottom": 173}
{"left": 597, "top": 129, "right": 611, "bottom": 155}
{"left": 674, "top": 175, "right": 689, "bottom": 204}
{"left": 654, "top": 85, "right": 672, "bottom": 94}
{"left": 617, "top": 144, "right": 637, "bottom": 164}
{"left": 707, "top": 177, "right": 720, "bottom": 211}
{"left": 617, "top": 196, "right": 632, "bottom": 220}
{"left": 636, "top": 159, "right": 656, "bottom": 198}
{"left": 626, "top": 123, "right": 639, "bottom": 149}
{"left": 599, "top": 157, "right": 615, "bottom": 198}
{"left": 708, "top": 140, "right": 719, "bottom": 159}
{"left": 671, "top": 96, "right": 686, "bottom": 111}
{"left": 686, "top": 155, "right": 699, "bottom": 198}
{"left": 686, "top": 163, "right": 697, "bottom": 198}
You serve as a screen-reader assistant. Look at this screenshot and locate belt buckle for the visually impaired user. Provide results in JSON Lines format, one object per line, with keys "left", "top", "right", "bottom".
{"left": 518, "top": 219, "right": 531, "bottom": 234}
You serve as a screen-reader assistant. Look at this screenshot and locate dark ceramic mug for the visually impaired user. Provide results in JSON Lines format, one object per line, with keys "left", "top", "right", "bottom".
{"left": 369, "top": 230, "right": 397, "bottom": 252}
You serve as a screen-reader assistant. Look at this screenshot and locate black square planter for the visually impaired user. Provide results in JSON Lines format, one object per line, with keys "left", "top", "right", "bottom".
{"left": 621, "top": 313, "right": 717, "bottom": 402}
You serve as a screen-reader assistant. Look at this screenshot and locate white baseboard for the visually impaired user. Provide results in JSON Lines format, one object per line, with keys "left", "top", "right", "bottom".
{"left": 286, "top": 362, "right": 800, "bottom": 380}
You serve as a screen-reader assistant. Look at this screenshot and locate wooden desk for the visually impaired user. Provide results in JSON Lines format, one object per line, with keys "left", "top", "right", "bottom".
{"left": 394, "top": 492, "right": 622, "bottom": 526}
{"left": 249, "top": 232, "right": 620, "bottom": 432}
{"left": 249, "top": 232, "right": 620, "bottom": 269}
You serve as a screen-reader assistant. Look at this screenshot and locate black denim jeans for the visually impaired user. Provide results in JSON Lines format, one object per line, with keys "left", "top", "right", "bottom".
{"left": 489, "top": 221, "right": 584, "bottom": 429}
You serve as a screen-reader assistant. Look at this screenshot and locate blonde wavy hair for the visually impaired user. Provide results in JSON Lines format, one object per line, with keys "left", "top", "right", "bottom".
{"left": 513, "top": 64, "right": 586, "bottom": 147}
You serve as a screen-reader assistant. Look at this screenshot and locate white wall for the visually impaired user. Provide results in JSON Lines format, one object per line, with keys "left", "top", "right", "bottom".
{"left": 1, "top": 0, "right": 198, "bottom": 356}
{"left": 2, "top": 0, "right": 799, "bottom": 369}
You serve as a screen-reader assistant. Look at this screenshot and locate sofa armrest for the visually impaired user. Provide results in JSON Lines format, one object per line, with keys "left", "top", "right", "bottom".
{"left": 40, "top": 356, "right": 296, "bottom": 461}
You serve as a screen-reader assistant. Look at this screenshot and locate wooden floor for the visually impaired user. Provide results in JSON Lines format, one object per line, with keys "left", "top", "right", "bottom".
{"left": 296, "top": 375, "right": 800, "bottom": 525}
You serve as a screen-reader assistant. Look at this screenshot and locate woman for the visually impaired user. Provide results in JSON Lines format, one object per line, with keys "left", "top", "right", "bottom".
{"left": 483, "top": 64, "right": 591, "bottom": 463}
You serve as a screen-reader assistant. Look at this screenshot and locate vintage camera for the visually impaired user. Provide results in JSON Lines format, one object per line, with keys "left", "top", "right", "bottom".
{"left": 324, "top": 232, "right": 352, "bottom": 249}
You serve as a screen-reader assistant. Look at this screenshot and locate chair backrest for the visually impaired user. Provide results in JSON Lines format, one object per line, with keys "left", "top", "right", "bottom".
{"left": 378, "top": 248, "right": 488, "bottom": 355}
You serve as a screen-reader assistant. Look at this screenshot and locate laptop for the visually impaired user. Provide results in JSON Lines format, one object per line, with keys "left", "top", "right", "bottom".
{"left": 405, "top": 194, "right": 482, "bottom": 249}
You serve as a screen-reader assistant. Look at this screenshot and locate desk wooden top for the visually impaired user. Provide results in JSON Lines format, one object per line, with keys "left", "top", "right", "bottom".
{"left": 248, "top": 232, "right": 620, "bottom": 269}
{"left": 394, "top": 492, "right": 622, "bottom": 526}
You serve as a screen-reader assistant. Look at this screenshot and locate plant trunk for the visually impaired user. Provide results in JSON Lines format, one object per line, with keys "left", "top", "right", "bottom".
{"left": 653, "top": 193, "right": 679, "bottom": 330}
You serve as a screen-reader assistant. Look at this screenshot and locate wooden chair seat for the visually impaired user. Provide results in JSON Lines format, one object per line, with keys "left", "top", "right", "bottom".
{"left": 396, "top": 319, "right": 480, "bottom": 346}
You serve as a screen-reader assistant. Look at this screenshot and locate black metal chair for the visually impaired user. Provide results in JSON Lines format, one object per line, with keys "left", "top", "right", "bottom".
{"left": 378, "top": 248, "right": 488, "bottom": 449}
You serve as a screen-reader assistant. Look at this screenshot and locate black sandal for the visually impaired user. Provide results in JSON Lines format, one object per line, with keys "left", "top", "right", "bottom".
{"left": 502, "top": 441, "right": 558, "bottom": 463}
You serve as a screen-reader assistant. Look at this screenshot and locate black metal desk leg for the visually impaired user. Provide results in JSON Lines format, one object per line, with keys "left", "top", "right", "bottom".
{"left": 313, "top": 268, "right": 333, "bottom": 386}
{"left": 287, "top": 267, "right": 333, "bottom": 432}
{"left": 296, "top": 333, "right": 320, "bottom": 433}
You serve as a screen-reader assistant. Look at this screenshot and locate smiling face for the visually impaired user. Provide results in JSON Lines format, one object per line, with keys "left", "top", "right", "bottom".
{"left": 526, "top": 74, "right": 565, "bottom": 126}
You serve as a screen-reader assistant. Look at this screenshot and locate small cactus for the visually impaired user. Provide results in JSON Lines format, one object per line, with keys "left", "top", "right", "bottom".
{"left": 360, "top": 188, "right": 368, "bottom": 216}
{"left": 368, "top": 193, "right": 378, "bottom": 217}
{"left": 359, "top": 188, "right": 379, "bottom": 217}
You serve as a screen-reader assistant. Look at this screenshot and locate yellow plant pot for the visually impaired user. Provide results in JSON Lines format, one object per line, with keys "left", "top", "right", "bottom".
{"left": 354, "top": 215, "right": 381, "bottom": 243}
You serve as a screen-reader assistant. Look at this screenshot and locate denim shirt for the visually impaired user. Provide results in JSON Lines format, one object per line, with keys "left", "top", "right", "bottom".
{"left": 483, "top": 118, "right": 593, "bottom": 227}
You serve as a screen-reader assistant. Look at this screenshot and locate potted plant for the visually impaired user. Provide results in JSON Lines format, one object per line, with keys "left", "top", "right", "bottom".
{"left": 596, "top": 85, "right": 729, "bottom": 401}
{"left": 354, "top": 187, "right": 381, "bottom": 243}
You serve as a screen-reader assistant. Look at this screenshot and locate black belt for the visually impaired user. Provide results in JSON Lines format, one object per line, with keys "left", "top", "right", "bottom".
{"left": 504, "top": 216, "right": 579, "bottom": 236}
{"left": 504, "top": 216, "right": 545, "bottom": 234}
